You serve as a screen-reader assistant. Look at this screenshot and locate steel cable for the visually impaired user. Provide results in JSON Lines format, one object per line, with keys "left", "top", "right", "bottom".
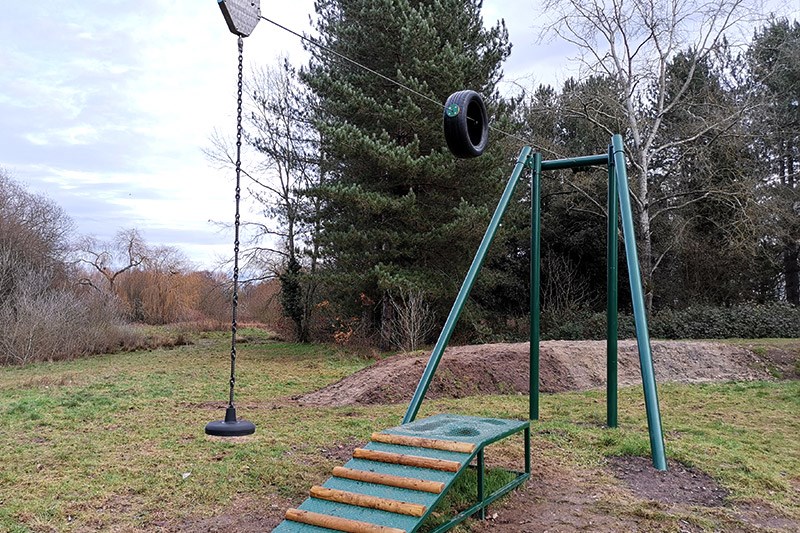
{"left": 258, "top": 15, "right": 560, "bottom": 155}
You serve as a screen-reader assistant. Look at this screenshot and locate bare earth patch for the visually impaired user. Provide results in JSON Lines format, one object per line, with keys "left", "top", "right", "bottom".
{"left": 296, "top": 340, "right": 773, "bottom": 406}
{"left": 470, "top": 457, "right": 800, "bottom": 533}
{"left": 175, "top": 495, "right": 292, "bottom": 533}
{"left": 608, "top": 456, "right": 728, "bottom": 507}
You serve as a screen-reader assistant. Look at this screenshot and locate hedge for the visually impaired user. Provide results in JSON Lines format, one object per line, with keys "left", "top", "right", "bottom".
{"left": 541, "top": 302, "right": 800, "bottom": 340}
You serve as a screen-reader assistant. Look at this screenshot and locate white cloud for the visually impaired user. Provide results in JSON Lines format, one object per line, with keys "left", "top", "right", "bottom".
{"left": 24, "top": 125, "right": 100, "bottom": 146}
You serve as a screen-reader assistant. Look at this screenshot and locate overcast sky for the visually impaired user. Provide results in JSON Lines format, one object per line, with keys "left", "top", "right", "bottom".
{"left": 1, "top": 0, "right": 797, "bottom": 269}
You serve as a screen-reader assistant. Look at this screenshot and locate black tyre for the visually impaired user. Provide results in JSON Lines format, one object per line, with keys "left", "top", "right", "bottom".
{"left": 443, "top": 90, "right": 489, "bottom": 158}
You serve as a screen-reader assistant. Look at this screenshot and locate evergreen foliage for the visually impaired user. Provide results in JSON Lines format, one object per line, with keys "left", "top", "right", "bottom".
{"left": 747, "top": 19, "right": 800, "bottom": 305}
{"left": 301, "top": 0, "right": 512, "bottom": 341}
{"left": 540, "top": 303, "right": 800, "bottom": 340}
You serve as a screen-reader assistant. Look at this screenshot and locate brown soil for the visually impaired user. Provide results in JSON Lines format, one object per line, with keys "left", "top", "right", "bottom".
{"left": 471, "top": 455, "right": 800, "bottom": 533}
{"left": 175, "top": 495, "right": 290, "bottom": 532}
{"left": 296, "top": 340, "right": 775, "bottom": 407}
{"left": 608, "top": 456, "right": 729, "bottom": 507}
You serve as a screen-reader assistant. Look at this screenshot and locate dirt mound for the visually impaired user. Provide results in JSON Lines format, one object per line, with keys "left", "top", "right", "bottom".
{"left": 296, "top": 340, "right": 772, "bottom": 407}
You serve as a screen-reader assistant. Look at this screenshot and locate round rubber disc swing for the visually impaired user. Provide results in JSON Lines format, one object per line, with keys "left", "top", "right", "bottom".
{"left": 443, "top": 90, "right": 489, "bottom": 158}
{"left": 205, "top": 0, "right": 261, "bottom": 438}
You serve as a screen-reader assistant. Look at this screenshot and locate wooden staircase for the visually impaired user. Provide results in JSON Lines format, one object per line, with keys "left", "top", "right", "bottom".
{"left": 273, "top": 414, "right": 530, "bottom": 533}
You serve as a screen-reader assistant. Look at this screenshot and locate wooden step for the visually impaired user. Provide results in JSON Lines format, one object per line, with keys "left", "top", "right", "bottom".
{"left": 353, "top": 448, "right": 461, "bottom": 472}
{"left": 310, "top": 485, "right": 427, "bottom": 517}
{"left": 284, "top": 508, "right": 406, "bottom": 533}
{"left": 371, "top": 433, "right": 475, "bottom": 454}
{"left": 332, "top": 466, "right": 445, "bottom": 494}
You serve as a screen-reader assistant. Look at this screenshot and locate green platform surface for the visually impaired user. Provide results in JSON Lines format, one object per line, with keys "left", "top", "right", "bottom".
{"left": 382, "top": 413, "right": 527, "bottom": 446}
{"left": 273, "top": 414, "right": 529, "bottom": 533}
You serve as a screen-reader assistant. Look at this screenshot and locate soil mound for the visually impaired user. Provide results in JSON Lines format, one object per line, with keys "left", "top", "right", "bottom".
{"left": 296, "top": 340, "right": 772, "bottom": 407}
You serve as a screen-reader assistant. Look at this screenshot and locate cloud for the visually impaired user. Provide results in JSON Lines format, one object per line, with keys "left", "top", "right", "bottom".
{"left": 11, "top": 0, "right": 792, "bottom": 270}
{"left": 0, "top": 0, "right": 567, "bottom": 269}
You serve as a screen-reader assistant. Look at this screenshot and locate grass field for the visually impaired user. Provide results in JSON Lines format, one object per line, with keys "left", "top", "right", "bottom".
{"left": 0, "top": 329, "right": 798, "bottom": 532}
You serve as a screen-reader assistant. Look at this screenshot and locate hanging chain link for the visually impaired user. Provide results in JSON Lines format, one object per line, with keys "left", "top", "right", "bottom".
{"left": 228, "top": 36, "right": 245, "bottom": 408}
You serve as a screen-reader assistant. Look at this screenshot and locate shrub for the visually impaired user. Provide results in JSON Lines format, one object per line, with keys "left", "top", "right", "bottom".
{"left": 649, "top": 303, "right": 800, "bottom": 339}
{"left": 0, "top": 250, "right": 144, "bottom": 364}
{"left": 539, "top": 302, "right": 800, "bottom": 340}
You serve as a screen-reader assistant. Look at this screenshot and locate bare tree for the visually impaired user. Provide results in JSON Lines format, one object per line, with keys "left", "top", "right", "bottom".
{"left": 541, "top": 248, "right": 595, "bottom": 320}
{"left": 0, "top": 172, "right": 130, "bottom": 364}
{"left": 74, "top": 229, "right": 194, "bottom": 323}
{"left": 75, "top": 228, "right": 148, "bottom": 294}
{"left": 0, "top": 167, "right": 73, "bottom": 293}
{"left": 206, "top": 56, "right": 324, "bottom": 341}
{"left": 385, "top": 289, "right": 435, "bottom": 353}
{"left": 541, "top": 0, "right": 760, "bottom": 308}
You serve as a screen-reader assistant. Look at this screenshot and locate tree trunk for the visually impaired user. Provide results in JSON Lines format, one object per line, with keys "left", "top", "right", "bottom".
{"left": 634, "top": 161, "right": 655, "bottom": 314}
{"left": 380, "top": 293, "right": 394, "bottom": 351}
{"left": 784, "top": 146, "right": 798, "bottom": 305}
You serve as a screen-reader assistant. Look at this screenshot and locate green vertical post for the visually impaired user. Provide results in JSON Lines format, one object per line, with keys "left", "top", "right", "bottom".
{"left": 477, "top": 450, "right": 485, "bottom": 519}
{"left": 524, "top": 427, "right": 531, "bottom": 474}
{"left": 611, "top": 134, "right": 667, "bottom": 471}
{"left": 530, "top": 152, "right": 542, "bottom": 421}
{"left": 403, "top": 146, "right": 533, "bottom": 424}
{"left": 606, "top": 145, "right": 619, "bottom": 428}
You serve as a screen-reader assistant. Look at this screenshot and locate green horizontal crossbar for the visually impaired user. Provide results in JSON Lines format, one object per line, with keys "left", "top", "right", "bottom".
{"left": 539, "top": 153, "right": 609, "bottom": 171}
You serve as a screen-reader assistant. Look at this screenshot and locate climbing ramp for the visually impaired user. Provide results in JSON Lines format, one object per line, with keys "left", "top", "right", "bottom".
{"left": 273, "top": 414, "right": 530, "bottom": 532}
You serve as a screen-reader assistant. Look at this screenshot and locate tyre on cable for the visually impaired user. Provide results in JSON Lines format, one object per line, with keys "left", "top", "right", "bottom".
{"left": 443, "top": 90, "right": 489, "bottom": 159}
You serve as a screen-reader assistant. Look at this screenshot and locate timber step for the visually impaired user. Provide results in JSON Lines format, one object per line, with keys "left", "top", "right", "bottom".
{"left": 331, "top": 467, "right": 445, "bottom": 494}
{"left": 284, "top": 509, "right": 406, "bottom": 533}
{"left": 273, "top": 414, "right": 529, "bottom": 533}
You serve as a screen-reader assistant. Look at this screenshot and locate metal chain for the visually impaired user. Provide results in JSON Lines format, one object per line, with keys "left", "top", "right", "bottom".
{"left": 228, "top": 36, "right": 244, "bottom": 408}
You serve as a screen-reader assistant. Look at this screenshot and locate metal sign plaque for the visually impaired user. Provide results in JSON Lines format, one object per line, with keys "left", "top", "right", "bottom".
{"left": 218, "top": 0, "right": 260, "bottom": 37}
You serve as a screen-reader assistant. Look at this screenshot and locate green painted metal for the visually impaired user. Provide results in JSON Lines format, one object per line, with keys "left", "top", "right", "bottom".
{"left": 273, "top": 414, "right": 530, "bottom": 533}
{"left": 477, "top": 450, "right": 485, "bottom": 519}
{"left": 428, "top": 473, "right": 529, "bottom": 533}
{"left": 524, "top": 427, "right": 531, "bottom": 474}
{"left": 539, "top": 153, "right": 608, "bottom": 171}
{"left": 529, "top": 152, "right": 542, "bottom": 421}
{"left": 386, "top": 414, "right": 528, "bottom": 446}
{"left": 275, "top": 135, "right": 671, "bottom": 533}
{"left": 611, "top": 134, "right": 667, "bottom": 471}
{"left": 606, "top": 144, "right": 619, "bottom": 428}
{"left": 403, "top": 147, "right": 533, "bottom": 424}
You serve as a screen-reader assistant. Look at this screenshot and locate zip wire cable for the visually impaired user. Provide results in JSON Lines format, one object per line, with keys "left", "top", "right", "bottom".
{"left": 259, "top": 15, "right": 553, "bottom": 154}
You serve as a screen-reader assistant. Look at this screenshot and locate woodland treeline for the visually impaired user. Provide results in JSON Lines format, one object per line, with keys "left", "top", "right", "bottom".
{"left": 2, "top": 0, "right": 799, "bottom": 365}
{"left": 227, "top": 0, "right": 800, "bottom": 347}
{"left": 0, "top": 169, "right": 288, "bottom": 364}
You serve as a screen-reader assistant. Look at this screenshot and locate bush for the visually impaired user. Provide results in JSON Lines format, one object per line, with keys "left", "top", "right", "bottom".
{"left": 0, "top": 282, "right": 134, "bottom": 365}
{"left": 539, "top": 302, "right": 800, "bottom": 340}
{"left": 649, "top": 303, "right": 800, "bottom": 339}
{"left": 0, "top": 250, "right": 142, "bottom": 365}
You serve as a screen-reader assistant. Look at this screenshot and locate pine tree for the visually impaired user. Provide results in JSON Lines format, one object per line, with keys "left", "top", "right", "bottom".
{"left": 301, "top": 0, "right": 512, "bottom": 342}
{"left": 747, "top": 19, "right": 800, "bottom": 304}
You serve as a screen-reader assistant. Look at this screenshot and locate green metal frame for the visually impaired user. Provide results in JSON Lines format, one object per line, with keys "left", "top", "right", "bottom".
{"left": 404, "top": 135, "right": 667, "bottom": 471}
{"left": 427, "top": 427, "right": 531, "bottom": 533}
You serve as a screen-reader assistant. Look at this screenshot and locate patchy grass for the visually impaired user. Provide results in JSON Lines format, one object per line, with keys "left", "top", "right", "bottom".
{"left": 0, "top": 333, "right": 798, "bottom": 532}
